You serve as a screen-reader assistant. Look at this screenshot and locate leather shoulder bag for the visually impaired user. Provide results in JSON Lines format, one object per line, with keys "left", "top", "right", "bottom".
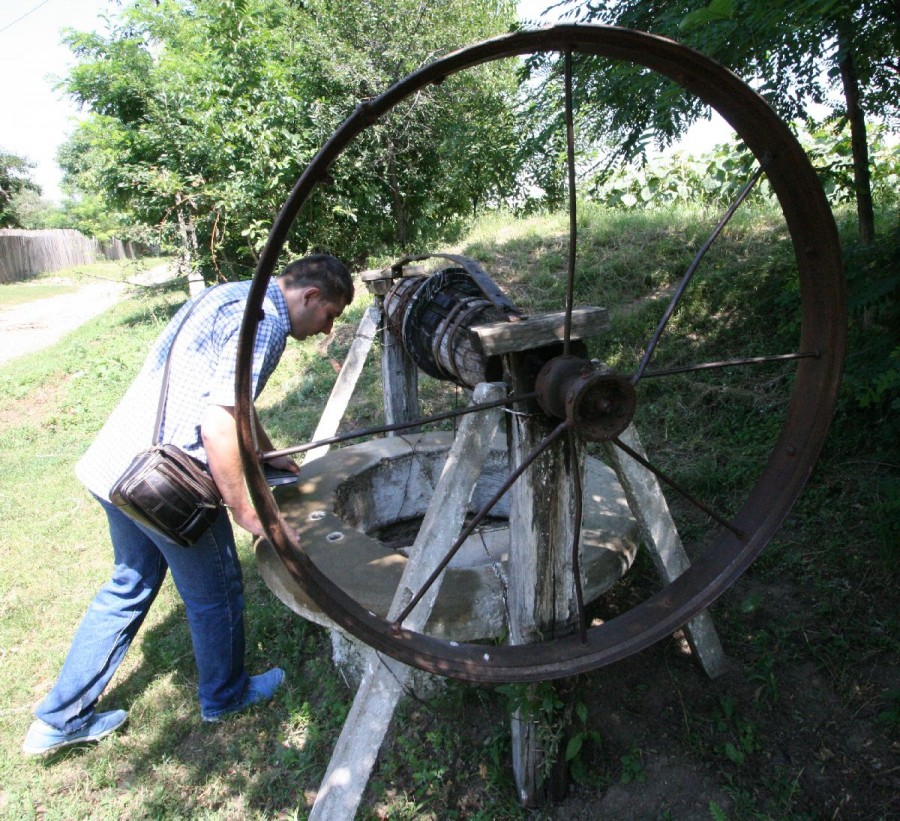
{"left": 110, "top": 288, "right": 224, "bottom": 547}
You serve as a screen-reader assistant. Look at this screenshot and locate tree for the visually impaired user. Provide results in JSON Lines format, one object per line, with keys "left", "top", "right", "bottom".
{"left": 6, "top": 188, "right": 65, "bottom": 230}
{"left": 0, "top": 150, "right": 41, "bottom": 228}
{"left": 58, "top": 0, "right": 522, "bottom": 281}
{"left": 544, "top": 0, "right": 899, "bottom": 241}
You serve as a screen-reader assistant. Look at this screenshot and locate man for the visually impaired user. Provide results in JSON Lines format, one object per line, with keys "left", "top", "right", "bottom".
{"left": 23, "top": 254, "right": 353, "bottom": 755}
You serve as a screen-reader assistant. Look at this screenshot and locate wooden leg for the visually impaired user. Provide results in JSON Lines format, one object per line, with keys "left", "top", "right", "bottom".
{"left": 603, "top": 423, "right": 728, "bottom": 679}
{"left": 308, "top": 383, "right": 506, "bottom": 821}
{"left": 304, "top": 304, "right": 379, "bottom": 464}
{"left": 380, "top": 308, "right": 419, "bottom": 432}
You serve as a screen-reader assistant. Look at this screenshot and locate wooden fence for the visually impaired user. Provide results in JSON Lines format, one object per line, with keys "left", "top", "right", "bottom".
{"left": 0, "top": 229, "right": 140, "bottom": 284}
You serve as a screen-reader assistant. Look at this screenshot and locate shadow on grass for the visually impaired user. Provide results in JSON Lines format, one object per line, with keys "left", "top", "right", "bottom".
{"left": 31, "top": 554, "right": 349, "bottom": 817}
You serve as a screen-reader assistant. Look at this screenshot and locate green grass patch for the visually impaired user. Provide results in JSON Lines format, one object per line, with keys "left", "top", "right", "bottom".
{"left": 0, "top": 206, "right": 896, "bottom": 818}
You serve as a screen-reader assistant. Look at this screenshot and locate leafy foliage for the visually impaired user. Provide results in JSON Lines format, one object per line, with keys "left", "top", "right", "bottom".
{"left": 797, "top": 123, "right": 900, "bottom": 208}
{"left": 58, "top": 0, "right": 522, "bottom": 280}
{"left": 549, "top": 0, "right": 898, "bottom": 148}
{"left": 842, "top": 225, "right": 900, "bottom": 419}
{"left": 589, "top": 123, "right": 900, "bottom": 212}
{"left": 589, "top": 142, "right": 767, "bottom": 210}
{"left": 526, "top": 0, "right": 898, "bottom": 240}
{"left": 0, "top": 149, "right": 41, "bottom": 228}
{"left": 3, "top": 188, "right": 61, "bottom": 230}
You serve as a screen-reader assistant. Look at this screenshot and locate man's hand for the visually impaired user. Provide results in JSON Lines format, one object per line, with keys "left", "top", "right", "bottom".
{"left": 263, "top": 454, "right": 300, "bottom": 475}
{"left": 253, "top": 419, "right": 300, "bottom": 477}
{"left": 201, "top": 404, "right": 264, "bottom": 536}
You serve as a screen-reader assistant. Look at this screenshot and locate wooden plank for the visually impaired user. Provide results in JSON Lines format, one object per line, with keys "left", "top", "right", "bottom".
{"left": 380, "top": 316, "right": 419, "bottom": 434}
{"left": 309, "top": 383, "right": 507, "bottom": 821}
{"left": 304, "top": 305, "right": 379, "bottom": 463}
{"left": 360, "top": 267, "right": 393, "bottom": 296}
{"left": 471, "top": 306, "right": 609, "bottom": 356}
{"left": 602, "top": 423, "right": 728, "bottom": 679}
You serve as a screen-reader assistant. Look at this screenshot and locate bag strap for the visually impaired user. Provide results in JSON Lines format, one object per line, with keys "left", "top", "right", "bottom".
{"left": 152, "top": 284, "right": 222, "bottom": 445}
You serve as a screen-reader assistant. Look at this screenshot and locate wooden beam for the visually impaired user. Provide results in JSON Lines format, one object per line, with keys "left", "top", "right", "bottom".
{"left": 380, "top": 315, "right": 419, "bottom": 434}
{"left": 603, "top": 424, "right": 728, "bottom": 679}
{"left": 471, "top": 306, "right": 609, "bottom": 356}
{"left": 505, "top": 352, "right": 578, "bottom": 806}
{"left": 304, "top": 305, "right": 379, "bottom": 464}
{"left": 308, "top": 383, "right": 506, "bottom": 821}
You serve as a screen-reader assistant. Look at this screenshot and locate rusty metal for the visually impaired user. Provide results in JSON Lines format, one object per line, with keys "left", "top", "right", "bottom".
{"left": 564, "top": 49, "right": 578, "bottom": 356}
{"left": 567, "top": 425, "right": 588, "bottom": 643}
{"left": 611, "top": 435, "right": 745, "bottom": 540}
{"left": 389, "top": 264, "right": 511, "bottom": 388}
{"left": 383, "top": 274, "right": 425, "bottom": 339}
{"left": 392, "top": 253, "right": 524, "bottom": 320}
{"left": 236, "top": 24, "right": 845, "bottom": 683}
{"left": 535, "top": 355, "right": 637, "bottom": 442}
{"left": 642, "top": 350, "right": 820, "bottom": 378}
{"left": 259, "top": 390, "right": 538, "bottom": 461}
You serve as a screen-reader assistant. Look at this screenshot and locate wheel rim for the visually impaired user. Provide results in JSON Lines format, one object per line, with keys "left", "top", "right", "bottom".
{"left": 235, "top": 25, "right": 845, "bottom": 683}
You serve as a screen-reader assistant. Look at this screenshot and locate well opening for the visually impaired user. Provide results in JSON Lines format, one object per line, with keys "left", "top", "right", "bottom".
{"left": 257, "top": 433, "right": 640, "bottom": 646}
{"left": 333, "top": 448, "right": 511, "bottom": 568}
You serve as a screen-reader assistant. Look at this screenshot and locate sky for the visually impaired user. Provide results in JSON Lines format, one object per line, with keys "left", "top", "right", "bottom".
{"left": 0, "top": 0, "right": 122, "bottom": 202}
{"left": 0, "top": 0, "right": 726, "bottom": 205}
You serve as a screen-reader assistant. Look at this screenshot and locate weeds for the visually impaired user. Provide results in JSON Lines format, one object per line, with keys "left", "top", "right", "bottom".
{"left": 876, "top": 690, "right": 900, "bottom": 737}
{"left": 618, "top": 747, "right": 646, "bottom": 784}
{"left": 1, "top": 203, "right": 897, "bottom": 818}
{"left": 714, "top": 696, "right": 758, "bottom": 768}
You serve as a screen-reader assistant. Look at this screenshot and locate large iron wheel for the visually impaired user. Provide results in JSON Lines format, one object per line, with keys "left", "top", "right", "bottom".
{"left": 236, "top": 25, "right": 845, "bottom": 683}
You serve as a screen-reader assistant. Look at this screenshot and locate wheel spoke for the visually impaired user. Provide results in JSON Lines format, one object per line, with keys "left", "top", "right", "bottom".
{"left": 611, "top": 435, "right": 745, "bottom": 540}
{"left": 391, "top": 419, "right": 571, "bottom": 629}
{"left": 563, "top": 48, "right": 577, "bottom": 355}
{"left": 564, "top": 51, "right": 588, "bottom": 643}
{"left": 260, "top": 391, "right": 537, "bottom": 461}
{"left": 567, "top": 426, "right": 588, "bottom": 643}
{"left": 237, "top": 26, "right": 845, "bottom": 684}
{"left": 641, "top": 350, "right": 820, "bottom": 379}
{"left": 631, "top": 153, "right": 773, "bottom": 385}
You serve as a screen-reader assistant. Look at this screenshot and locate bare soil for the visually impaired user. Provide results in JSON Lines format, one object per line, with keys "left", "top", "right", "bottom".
{"left": 0, "top": 264, "right": 175, "bottom": 365}
{"left": 430, "top": 573, "right": 897, "bottom": 818}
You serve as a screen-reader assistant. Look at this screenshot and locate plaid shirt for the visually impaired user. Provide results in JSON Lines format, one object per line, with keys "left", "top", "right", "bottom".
{"left": 76, "top": 279, "right": 291, "bottom": 501}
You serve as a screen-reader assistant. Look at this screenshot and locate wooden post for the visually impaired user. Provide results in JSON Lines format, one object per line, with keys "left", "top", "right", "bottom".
{"left": 380, "top": 310, "right": 419, "bottom": 432}
{"left": 505, "top": 351, "right": 581, "bottom": 806}
{"left": 360, "top": 267, "right": 420, "bottom": 433}
{"left": 471, "top": 311, "right": 611, "bottom": 808}
{"left": 304, "top": 305, "right": 379, "bottom": 464}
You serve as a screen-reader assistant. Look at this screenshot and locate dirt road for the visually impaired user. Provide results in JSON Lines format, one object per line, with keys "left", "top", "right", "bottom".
{"left": 0, "top": 263, "right": 177, "bottom": 366}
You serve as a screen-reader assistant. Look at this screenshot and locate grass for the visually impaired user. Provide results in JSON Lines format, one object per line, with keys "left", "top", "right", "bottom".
{"left": 0, "top": 258, "right": 170, "bottom": 307}
{"left": 0, "top": 283, "right": 349, "bottom": 819}
{"left": 1, "top": 204, "right": 897, "bottom": 819}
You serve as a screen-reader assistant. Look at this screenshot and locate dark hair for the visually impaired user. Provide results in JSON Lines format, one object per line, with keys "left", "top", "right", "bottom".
{"left": 279, "top": 254, "right": 354, "bottom": 305}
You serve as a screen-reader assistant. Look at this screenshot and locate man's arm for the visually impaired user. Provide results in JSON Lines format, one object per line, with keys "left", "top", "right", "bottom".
{"left": 200, "top": 404, "right": 264, "bottom": 536}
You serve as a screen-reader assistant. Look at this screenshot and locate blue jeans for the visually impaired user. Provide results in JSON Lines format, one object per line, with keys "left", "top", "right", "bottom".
{"left": 35, "top": 497, "right": 249, "bottom": 731}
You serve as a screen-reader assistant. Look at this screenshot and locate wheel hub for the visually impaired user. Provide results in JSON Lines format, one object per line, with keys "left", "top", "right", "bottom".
{"left": 535, "top": 355, "right": 637, "bottom": 441}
